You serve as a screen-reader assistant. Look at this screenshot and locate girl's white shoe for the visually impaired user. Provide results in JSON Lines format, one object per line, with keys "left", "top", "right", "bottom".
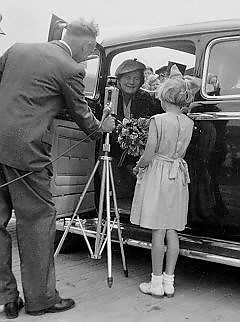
{"left": 139, "top": 273, "right": 164, "bottom": 298}
{"left": 163, "top": 272, "right": 175, "bottom": 297}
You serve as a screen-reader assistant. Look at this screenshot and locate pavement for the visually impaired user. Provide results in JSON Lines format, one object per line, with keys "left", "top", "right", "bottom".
{"left": 1, "top": 223, "right": 240, "bottom": 321}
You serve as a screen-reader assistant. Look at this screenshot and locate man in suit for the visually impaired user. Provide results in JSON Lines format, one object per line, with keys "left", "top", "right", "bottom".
{"left": 0, "top": 18, "right": 115, "bottom": 318}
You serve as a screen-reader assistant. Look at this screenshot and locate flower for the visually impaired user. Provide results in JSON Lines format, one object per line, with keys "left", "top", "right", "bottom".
{"left": 115, "top": 117, "right": 150, "bottom": 166}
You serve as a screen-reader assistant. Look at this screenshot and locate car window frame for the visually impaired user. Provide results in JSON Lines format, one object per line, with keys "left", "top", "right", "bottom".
{"left": 81, "top": 50, "right": 101, "bottom": 99}
{"left": 104, "top": 38, "right": 197, "bottom": 84}
{"left": 202, "top": 36, "right": 240, "bottom": 101}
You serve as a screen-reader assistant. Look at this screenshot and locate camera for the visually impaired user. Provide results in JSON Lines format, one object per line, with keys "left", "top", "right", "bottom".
{"left": 104, "top": 76, "right": 119, "bottom": 115}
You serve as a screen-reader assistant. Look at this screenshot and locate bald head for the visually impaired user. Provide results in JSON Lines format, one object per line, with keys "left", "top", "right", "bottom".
{"left": 62, "top": 18, "right": 99, "bottom": 63}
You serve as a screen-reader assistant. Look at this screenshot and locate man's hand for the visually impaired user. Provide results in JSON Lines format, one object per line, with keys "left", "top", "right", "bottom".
{"left": 101, "top": 116, "right": 115, "bottom": 133}
{"left": 132, "top": 166, "right": 139, "bottom": 176}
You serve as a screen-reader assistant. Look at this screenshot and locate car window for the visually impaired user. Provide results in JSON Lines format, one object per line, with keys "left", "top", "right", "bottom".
{"left": 110, "top": 43, "right": 195, "bottom": 82}
{"left": 202, "top": 37, "right": 240, "bottom": 99}
{"left": 81, "top": 52, "right": 100, "bottom": 98}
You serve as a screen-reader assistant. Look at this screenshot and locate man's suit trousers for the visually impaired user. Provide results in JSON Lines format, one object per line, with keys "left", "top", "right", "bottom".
{"left": 0, "top": 164, "right": 60, "bottom": 311}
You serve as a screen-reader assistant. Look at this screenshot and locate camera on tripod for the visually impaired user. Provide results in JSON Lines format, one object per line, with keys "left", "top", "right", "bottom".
{"left": 104, "top": 76, "right": 119, "bottom": 115}
{"left": 55, "top": 76, "right": 128, "bottom": 287}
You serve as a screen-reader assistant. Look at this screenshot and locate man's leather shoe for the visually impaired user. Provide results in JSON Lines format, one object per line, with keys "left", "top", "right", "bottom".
{"left": 26, "top": 298, "right": 75, "bottom": 316}
{"left": 4, "top": 297, "right": 24, "bottom": 319}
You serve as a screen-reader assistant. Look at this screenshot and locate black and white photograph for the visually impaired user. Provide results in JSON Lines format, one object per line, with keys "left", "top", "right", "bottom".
{"left": 1, "top": 1, "right": 240, "bottom": 321}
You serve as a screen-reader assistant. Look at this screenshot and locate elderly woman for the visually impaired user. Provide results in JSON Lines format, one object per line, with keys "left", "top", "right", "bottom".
{"left": 114, "top": 59, "right": 155, "bottom": 120}
{"left": 111, "top": 59, "right": 158, "bottom": 198}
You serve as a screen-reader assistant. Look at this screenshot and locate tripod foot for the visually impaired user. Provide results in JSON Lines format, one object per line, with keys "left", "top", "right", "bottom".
{"left": 107, "top": 277, "right": 113, "bottom": 288}
{"left": 90, "top": 254, "right": 102, "bottom": 259}
{"left": 124, "top": 269, "right": 128, "bottom": 278}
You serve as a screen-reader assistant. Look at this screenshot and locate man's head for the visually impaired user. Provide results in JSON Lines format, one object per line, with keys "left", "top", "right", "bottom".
{"left": 62, "top": 18, "right": 99, "bottom": 62}
{"left": 155, "top": 66, "right": 168, "bottom": 83}
{"left": 144, "top": 66, "right": 153, "bottom": 80}
{"left": 0, "top": 14, "right": 5, "bottom": 35}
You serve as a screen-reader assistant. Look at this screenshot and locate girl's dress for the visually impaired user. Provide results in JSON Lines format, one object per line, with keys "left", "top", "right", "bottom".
{"left": 130, "top": 112, "right": 194, "bottom": 231}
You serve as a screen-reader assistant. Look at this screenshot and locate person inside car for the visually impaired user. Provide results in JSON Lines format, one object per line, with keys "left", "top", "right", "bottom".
{"left": 107, "top": 59, "right": 157, "bottom": 199}
{"left": 143, "top": 74, "right": 161, "bottom": 92}
{"left": 155, "top": 65, "right": 168, "bottom": 83}
{"left": 114, "top": 58, "right": 155, "bottom": 120}
{"left": 143, "top": 65, "right": 154, "bottom": 87}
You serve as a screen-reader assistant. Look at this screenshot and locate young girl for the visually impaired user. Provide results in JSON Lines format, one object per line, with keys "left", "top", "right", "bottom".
{"left": 130, "top": 66, "right": 199, "bottom": 298}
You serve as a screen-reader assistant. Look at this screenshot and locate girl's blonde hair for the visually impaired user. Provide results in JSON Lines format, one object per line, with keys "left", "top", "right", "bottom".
{"left": 156, "top": 65, "right": 200, "bottom": 108}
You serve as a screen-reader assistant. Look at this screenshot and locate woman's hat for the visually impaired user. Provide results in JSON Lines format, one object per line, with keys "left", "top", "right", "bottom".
{"left": 0, "top": 14, "right": 5, "bottom": 35}
{"left": 115, "top": 59, "right": 146, "bottom": 77}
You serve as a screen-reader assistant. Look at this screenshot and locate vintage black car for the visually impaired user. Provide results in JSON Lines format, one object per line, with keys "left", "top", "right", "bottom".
{"left": 49, "top": 15, "right": 240, "bottom": 268}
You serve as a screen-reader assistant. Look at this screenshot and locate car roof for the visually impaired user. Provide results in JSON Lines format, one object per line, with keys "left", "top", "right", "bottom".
{"left": 101, "top": 19, "right": 240, "bottom": 48}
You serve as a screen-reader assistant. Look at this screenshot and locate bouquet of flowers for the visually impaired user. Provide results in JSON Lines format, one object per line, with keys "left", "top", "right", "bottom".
{"left": 116, "top": 117, "right": 150, "bottom": 167}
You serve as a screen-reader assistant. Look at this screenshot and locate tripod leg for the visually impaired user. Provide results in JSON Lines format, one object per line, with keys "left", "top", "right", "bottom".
{"left": 98, "top": 219, "right": 107, "bottom": 255}
{"left": 98, "top": 217, "right": 116, "bottom": 256}
{"left": 106, "top": 157, "right": 113, "bottom": 288}
{"left": 109, "top": 162, "right": 128, "bottom": 277}
{"left": 75, "top": 215, "right": 94, "bottom": 258}
{"left": 54, "top": 159, "right": 100, "bottom": 258}
{"left": 94, "top": 160, "right": 106, "bottom": 258}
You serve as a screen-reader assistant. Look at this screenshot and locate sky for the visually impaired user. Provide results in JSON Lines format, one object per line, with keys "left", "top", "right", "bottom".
{"left": 1, "top": 0, "right": 240, "bottom": 55}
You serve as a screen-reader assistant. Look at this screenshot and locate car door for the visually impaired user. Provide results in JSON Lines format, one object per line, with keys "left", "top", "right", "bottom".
{"left": 187, "top": 34, "right": 240, "bottom": 242}
{"left": 47, "top": 14, "right": 106, "bottom": 218}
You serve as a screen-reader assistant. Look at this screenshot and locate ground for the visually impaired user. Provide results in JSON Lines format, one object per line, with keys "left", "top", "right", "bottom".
{"left": 1, "top": 222, "right": 240, "bottom": 322}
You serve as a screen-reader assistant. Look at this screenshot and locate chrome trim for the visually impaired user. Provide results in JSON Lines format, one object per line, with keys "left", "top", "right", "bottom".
{"left": 202, "top": 36, "right": 240, "bottom": 101}
{"left": 189, "top": 111, "right": 240, "bottom": 120}
{"left": 56, "top": 219, "right": 125, "bottom": 243}
{"left": 179, "top": 233, "right": 240, "bottom": 250}
{"left": 57, "top": 223, "right": 97, "bottom": 239}
{"left": 56, "top": 220, "right": 240, "bottom": 267}
{"left": 126, "top": 238, "right": 240, "bottom": 268}
{"left": 179, "top": 250, "right": 240, "bottom": 267}
{"left": 126, "top": 239, "right": 152, "bottom": 249}
{"left": 188, "top": 113, "right": 216, "bottom": 120}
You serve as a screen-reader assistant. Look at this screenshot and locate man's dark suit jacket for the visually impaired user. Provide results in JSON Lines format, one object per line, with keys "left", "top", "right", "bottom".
{"left": 0, "top": 41, "right": 100, "bottom": 171}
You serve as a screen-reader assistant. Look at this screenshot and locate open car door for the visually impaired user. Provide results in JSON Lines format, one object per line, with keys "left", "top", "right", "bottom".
{"left": 47, "top": 14, "right": 106, "bottom": 218}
